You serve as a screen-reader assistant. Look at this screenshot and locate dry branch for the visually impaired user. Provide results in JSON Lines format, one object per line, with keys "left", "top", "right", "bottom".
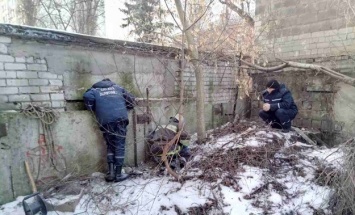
{"left": 25, "top": 160, "right": 38, "bottom": 193}
{"left": 219, "top": 0, "right": 255, "bottom": 26}
{"left": 240, "top": 59, "right": 288, "bottom": 72}
{"left": 161, "top": 130, "right": 183, "bottom": 181}
{"left": 240, "top": 59, "right": 355, "bottom": 87}
{"left": 291, "top": 126, "right": 317, "bottom": 146}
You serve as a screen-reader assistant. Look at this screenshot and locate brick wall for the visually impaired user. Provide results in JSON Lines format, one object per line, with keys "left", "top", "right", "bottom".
{"left": 0, "top": 36, "right": 65, "bottom": 110}
{"left": 0, "top": 24, "right": 239, "bottom": 112}
{"left": 250, "top": 70, "right": 340, "bottom": 132}
{"left": 176, "top": 64, "right": 236, "bottom": 104}
{"left": 256, "top": 0, "right": 355, "bottom": 63}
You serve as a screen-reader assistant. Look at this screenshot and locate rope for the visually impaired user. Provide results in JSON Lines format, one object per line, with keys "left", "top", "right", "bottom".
{"left": 20, "top": 103, "right": 58, "bottom": 125}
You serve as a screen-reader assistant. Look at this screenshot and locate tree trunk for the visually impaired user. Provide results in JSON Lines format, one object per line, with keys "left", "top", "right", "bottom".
{"left": 174, "top": 0, "right": 206, "bottom": 141}
{"left": 219, "top": 0, "right": 254, "bottom": 27}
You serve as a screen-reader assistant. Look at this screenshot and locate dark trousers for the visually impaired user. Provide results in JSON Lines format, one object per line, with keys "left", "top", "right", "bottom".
{"left": 259, "top": 109, "right": 297, "bottom": 129}
{"left": 100, "top": 119, "right": 129, "bottom": 167}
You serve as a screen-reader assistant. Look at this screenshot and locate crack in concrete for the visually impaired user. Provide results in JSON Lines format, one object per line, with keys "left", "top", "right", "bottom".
{"left": 9, "top": 165, "right": 15, "bottom": 199}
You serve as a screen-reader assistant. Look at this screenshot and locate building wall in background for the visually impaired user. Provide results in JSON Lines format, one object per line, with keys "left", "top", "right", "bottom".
{"left": 255, "top": 0, "right": 355, "bottom": 62}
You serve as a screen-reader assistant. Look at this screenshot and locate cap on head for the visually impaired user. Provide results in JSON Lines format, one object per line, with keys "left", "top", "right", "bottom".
{"left": 266, "top": 79, "right": 280, "bottom": 90}
{"left": 169, "top": 114, "right": 185, "bottom": 129}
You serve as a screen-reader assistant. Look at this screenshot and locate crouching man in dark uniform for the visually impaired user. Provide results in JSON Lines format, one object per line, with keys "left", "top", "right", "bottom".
{"left": 83, "top": 78, "right": 135, "bottom": 182}
{"left": 146, "top": 114, "right": 191, "bottom": 168}
{"left": 259, "top": 79, "right": 298, "bottom": 133}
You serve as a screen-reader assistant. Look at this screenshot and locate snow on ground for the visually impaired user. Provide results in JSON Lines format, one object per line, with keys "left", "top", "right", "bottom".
{"left": 0, "top": 122, "right": 344, "bottom": 215}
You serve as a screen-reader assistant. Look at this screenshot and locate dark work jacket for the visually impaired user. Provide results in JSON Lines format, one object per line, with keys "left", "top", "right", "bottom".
{"left": 83, "top": 80, "right": 135, "bottom": 125}
{"left": 262, "top": 84, "right": 298, "bottom": 113}
{"left": 146, "top": 122, "right": 190, "bottom": 145}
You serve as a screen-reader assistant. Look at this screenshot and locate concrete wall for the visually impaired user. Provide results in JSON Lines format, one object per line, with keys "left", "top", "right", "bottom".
{"left": 0, "top": 24, "right": 240, "bottom": 204}
{"left": 0, "top": 111, "right": 105, "bottom": 204}
{"left": 256, "top": 0, "right": 355, "bottom": 60}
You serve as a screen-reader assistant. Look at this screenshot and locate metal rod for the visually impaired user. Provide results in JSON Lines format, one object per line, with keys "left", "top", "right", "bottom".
{"left": 132, "top": 108, "right": 137, "bottom": 167}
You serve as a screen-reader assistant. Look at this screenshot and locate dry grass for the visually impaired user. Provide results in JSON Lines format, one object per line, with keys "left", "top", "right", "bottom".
{"left": 328, "top": 138, "right": 355, "bottom": 215}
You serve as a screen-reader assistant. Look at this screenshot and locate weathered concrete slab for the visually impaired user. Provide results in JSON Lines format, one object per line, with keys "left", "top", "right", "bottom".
{"left": 334, "top": 83, "right": 355, "bottom": 140}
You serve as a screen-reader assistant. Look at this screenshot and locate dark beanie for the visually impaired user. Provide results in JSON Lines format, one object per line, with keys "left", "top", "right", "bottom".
{"left": 266, "top": 79, "right": 280, "bottom": 89}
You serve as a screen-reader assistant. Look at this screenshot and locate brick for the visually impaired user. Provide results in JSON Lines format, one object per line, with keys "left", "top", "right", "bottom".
{"left": 29, "top": 79, "right": 49, "bottom": 86}
{"left": 5, "top": 71, "right": 16, "bottom": 78}
{"left": 0, "top": 87, "right": 18, "bottom": 94}
{"left": 38, "top": 72, "right": 57, "bottom": 79}
{"left": 302, "top": 119, "right": 312, "bottom": 128}
{"left": 0, "top": 71, "right": 16, "bottom": 78}
{"left": 298, "top": 33, "right": 312, "bottom": 40}
{"left": 34, "top": 58, "right": 42, "bottom": 64}
{"left": 302, "top": 101, "right": 312, "bottom": 110}
{"left": 347, "top": 33, "right": 355, "bottom": 39}
{"left": 41, "top": 102, "right": 52, "bottom": 107}
{"left": 27, "top": 64, "right": 47, "bottom": 71}
{"left": 26, "top": 57, "right": 34, "bottom": 63}
{"left": 0, "top": 44, "right": 7, "bottom": 54}
{"left": 5, "top": 63, "right": 26, "bottom": 70}
{"left": 40, "top": 86, "right": 61, "bottom": 93}
{"left": 19, "top": 87, "right": 40, "bottom": 94}
{"left": 0, "top": 55, "right": 15, "bottom": 62}
{"left": 312, "top": 120, "right": 322, "bottom": 129}
{"left": 310, "top": 38, "right": 319, "bottom": 43}
{"left": 9, "top": 95, "right": 30, "bottom": 102}
{"left": 0, "top": 95, "right": 8, "bottom": 102}
{"left": 318, "top": 37, "right": 326, "bottom": 43}
{"left": 15, "top": 57, "right": 26, "bottom": 63}
{"left": 52, "top": 101, "right": 65, "bottom": 108}
{"left": 58, "top": 75, "right": 63, "bottom": 80}
{"left": 321, "top": 120, "right": 333, "bottom": 131}
{"left": 0, "top": 63, "right": 3, "bottom": 70}
{"left": 6, "top": 79, "right": 29, "bottom": 86}
{"left": 0, "top": 36, "right": 11, "bottom": 43}
{"left": 17, "top": 71, "right": 38, "bottom": 79}
{"left": 50, "top": 93, "right": 64, "bottom": 101}
{"left": 49, "top": 80, "right": 63, "bottom": 86}
{"left": 25, "top": 101, "right": 51, "bottom": 107}
{"left": 0, "top": 80, "right": 5, "bottom": 86}
{"left": 30, "top": 94, "right": 50, "bottom": 101}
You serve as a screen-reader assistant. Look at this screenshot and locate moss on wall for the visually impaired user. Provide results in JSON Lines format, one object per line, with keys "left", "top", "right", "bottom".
{"left": 118, "top": 72, "right": 140, "bottom": 96}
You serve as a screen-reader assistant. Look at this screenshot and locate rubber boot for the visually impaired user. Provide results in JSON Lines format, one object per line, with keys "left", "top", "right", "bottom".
{"left": 114, "top": 166, "right": 130, "bottom": 182}
{"left": 105, "top": 163, "right": 115, "bottom": 182}
{"left": 282, "top": 122, "right": 291, "bottom": 133}
{"left": 271, "top": 121, "right": 283, "bottom": 129}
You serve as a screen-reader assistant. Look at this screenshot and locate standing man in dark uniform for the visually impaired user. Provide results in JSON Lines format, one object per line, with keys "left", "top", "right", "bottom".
{"left": 83, "top": 78, "right": 135, "bottom": 182}
{"left": 259, "top": 79, "right": 298, "bottom": 133}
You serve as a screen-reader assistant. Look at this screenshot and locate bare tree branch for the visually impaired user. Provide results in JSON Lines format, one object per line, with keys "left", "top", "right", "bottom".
{"left": 240, "top": 59, "right": 355, "bottom": 87}
{"left": 219, "top": 0, "right": 254, "bottom": 26}
{"left": 20, "top": 0, "right": 103, "bottom": 35}
{"left": 240, "top": 59, "right": 287, "bottom": 71}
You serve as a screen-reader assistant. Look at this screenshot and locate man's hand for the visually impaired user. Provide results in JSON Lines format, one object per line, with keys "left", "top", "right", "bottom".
{"left": 263, "top": 103, "right": 270, "bottom": 111}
